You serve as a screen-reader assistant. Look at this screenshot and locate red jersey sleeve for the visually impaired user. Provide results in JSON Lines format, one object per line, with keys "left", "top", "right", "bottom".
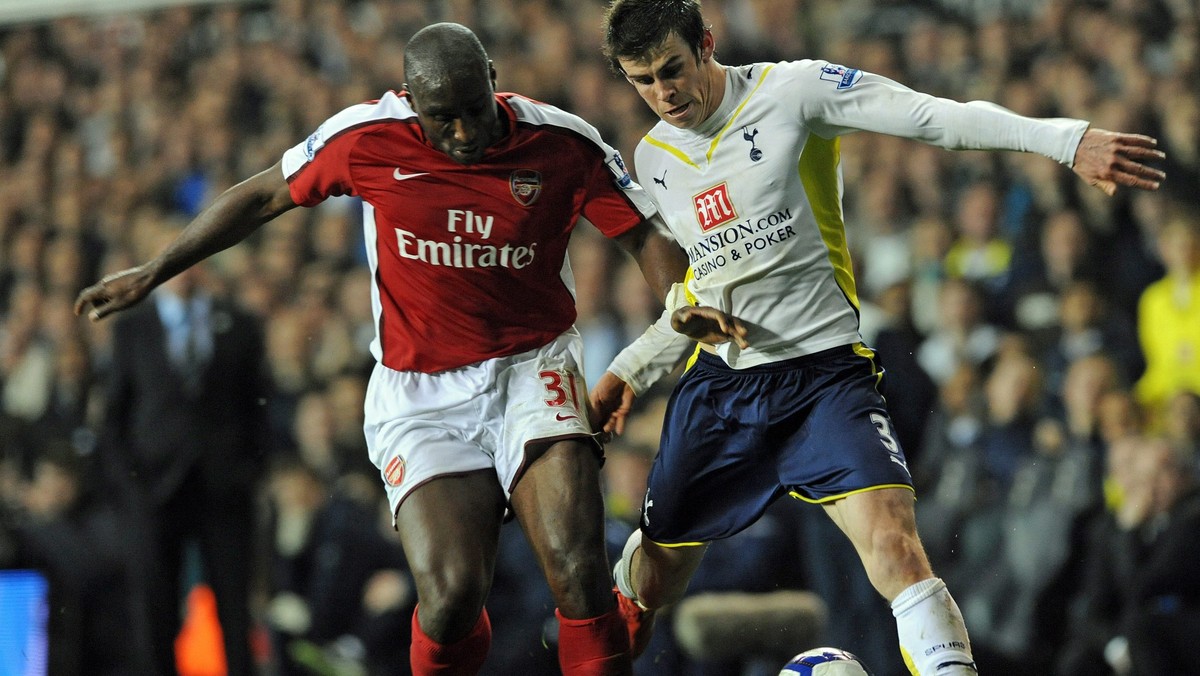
{"left": 580, "top": 148, "right": 657, "bottom": 239}
{"left": 281, "top": 118, "right": 369, "bottom": 206}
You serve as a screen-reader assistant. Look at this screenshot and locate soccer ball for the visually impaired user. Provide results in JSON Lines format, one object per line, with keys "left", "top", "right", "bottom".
{"left": 779, "top": 647, "right": 874, "bottom": 675}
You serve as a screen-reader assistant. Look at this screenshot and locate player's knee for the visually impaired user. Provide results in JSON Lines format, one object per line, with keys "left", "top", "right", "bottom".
{"left": 862, "top": 525, "right": 930, "bottom": 591}
{"left": 544, "top": 547, "right": 613, "bottom": 615}
{"left": 416, "top": 597, "right": 488, "bottom": 643}
{"left": 412, "top": 565, "right": 491, "bottom": 641}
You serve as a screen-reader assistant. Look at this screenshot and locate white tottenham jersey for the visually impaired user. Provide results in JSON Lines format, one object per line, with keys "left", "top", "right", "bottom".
{"left": 628, "top": 59, "right": 1087, "bottom": 371}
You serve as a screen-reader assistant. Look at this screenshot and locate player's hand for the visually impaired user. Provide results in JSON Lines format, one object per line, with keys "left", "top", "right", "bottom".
{"left": 588, "top": 371, "right": 636, "bottom": 438}
{"left": 671, "top": 306, "right": 750, "bottom": 349}
{"left": 74, "top": 265, "right": 157, "bottom": 321}
{"left": 1071, "top": 128, "right": 1166, "bottom": 196}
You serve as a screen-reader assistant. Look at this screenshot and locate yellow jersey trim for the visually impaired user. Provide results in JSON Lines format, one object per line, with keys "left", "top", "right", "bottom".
{"left": 705, "top": 64, "right": 776, "bottom": 163}
{"left": 852, "top": 342, "right": 884, "bottom": 387}
{"left": 643, "top": 135, "right": 700, "bottom": 169}
{"left": 788, "top": 483, "right": 914, "bottom": 504}
{"left": 682, "top": 267, "right": 699, "bottom": 306}
{"left": 641, "top": 65, "right": 777, "bottom": 170}
{"left": 798, "top": 134, "right": 860, "bottom": 311}
{"left": 852, "top": 342, "right": 877, "bottom": 363}
{"left": 682, "top": 267, "right": 703, "bottom": 372}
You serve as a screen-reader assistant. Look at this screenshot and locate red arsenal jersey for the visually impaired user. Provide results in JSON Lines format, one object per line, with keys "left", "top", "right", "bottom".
{"left": 281, "top": 91, "right": 657, "bottom": 373}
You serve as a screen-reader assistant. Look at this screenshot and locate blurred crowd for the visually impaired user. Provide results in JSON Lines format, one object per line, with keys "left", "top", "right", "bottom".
{"left": 0, "top": 0, "right": 1197, "bottom": 675}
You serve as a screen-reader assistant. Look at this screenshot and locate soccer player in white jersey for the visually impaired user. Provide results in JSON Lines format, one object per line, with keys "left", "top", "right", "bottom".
{"left": 591, "top": 1, "right": 1167, "bottom": 674}
{"left": 73, "top": 21, "right": 739, "bottom": 676}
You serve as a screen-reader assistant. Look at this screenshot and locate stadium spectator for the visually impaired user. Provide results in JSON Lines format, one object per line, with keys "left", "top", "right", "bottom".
{"left": 917, "top": 277, "right": 1003, "bottom": 386}
{"left": 1005, "top": 208, "right": 1100, "bottom": 344}
{"left": 1037, "top": 281, "right": 1143, "bottom": 412}
{"left": 1048, "top": 352, "right": 1128, "bottom": 478}
{"left": 97, "top": 228, "right": 271, "bottom": 676}
{"left": 978, "top": 341, "right": 1044, "bottom": 493}
{"left": 1095, "top": 389, "right": 1146, "bottom": 450}
{"left": 264, "top": 459, "right": 413, "bottom": 676}
{"left": 852, "top": 167, "right": 917, "bottom": 300}
{"left": 1162, "top": 391, "right": 1200, "bottom": 470}
{"left": 1054, "top": 434, "right": 1200, "bottom": 676}
{"left": 907, "top": 215, "right": 955, "bottom": 336}
{"left": 571, "top": 231, "right": 630, "bottom": 387}
{"left": 1134, "top": 214, "right": 1200, "bottom": 428}
{"left": 958, "top": 354, "right": 1119, "bottom": 672}
{"left": 944, "top": 181, "right": 1015, "bottom": 322}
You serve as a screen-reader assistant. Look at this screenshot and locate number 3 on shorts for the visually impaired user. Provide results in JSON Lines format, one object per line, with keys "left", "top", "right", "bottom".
{"left": 870, "top": 412, "right": 909, "bottom": 470}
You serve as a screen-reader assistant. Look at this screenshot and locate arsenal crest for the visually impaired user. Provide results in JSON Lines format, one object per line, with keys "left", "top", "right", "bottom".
{"left": 384, "top": 455, "right": 405, "bottom": 486}
{"left": 510, "top": 169, "right": 542, "bottom": 207}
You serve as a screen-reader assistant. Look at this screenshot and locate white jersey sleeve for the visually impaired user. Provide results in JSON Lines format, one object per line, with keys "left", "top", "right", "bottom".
{"left": 605, "top": 282, "right": 693, "bottom": 395}
{"left": 787, "top": 60, "right": 1088, "bottom": 166}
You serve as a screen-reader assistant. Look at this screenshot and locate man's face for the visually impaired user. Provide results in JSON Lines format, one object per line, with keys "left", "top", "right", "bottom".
{"left": 617, "top": 31, "right": 716, "bottom": 130}
{"left": 408, "top": 69, "right": 501, "bottom": 165}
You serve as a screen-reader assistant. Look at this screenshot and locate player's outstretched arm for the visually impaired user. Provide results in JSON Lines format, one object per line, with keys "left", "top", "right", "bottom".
{"left": 75, "top": 162, "right": 299, "bottom": 321}
{"left": 1071, "top": 128, "right": 1166, "bottom": 196}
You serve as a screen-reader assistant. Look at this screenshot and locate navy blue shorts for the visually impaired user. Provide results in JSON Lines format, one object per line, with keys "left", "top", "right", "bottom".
{"left": 641, "top": 344, "right": 914, "bottom": 545}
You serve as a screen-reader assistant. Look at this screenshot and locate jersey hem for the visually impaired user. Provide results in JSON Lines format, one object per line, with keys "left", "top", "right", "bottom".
{"left": 719, "top": 332, "right": 864, "bottom": 369}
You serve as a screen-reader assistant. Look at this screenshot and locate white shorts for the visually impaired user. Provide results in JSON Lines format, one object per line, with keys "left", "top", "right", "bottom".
{"left": 364, "top": 327, "right": 598, "bottom": 520}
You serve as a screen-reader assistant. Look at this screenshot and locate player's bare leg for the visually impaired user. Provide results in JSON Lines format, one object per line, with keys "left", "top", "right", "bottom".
{"left": 823, "top": 487, "right": 977, "bottom": 675}
{"left": 511, "top": 438, "right": 633, "bottom": 675}
{"left": 620, "top": 533, "right": 706, "bottom": 610}
{"left": 396, "top": 471, "right": 506, "bottom": 675}
{"left": 612, "top": 530, "right": 707, "bottom": 657}
{"left": 822, "top": 488, "right": 929, "bottom": 598}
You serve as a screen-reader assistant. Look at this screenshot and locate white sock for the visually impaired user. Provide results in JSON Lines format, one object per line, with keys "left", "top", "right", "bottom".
{"left": 613, "top": 529, "right": 648, "bottom": 609}
{"left": 891, "top": 578, "right": 977, "bottom": 675}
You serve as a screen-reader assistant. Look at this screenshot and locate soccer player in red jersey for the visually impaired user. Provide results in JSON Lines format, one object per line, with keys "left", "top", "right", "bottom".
{"left": 74, "top": 22, "right": 739, "bottom": 676}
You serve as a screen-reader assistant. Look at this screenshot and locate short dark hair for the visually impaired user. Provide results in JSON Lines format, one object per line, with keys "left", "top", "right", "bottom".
{"left": 602, "top": 0, "right": 706, "bottom": 73}
{"left": 404, "top": 22, "right": 490, "bottom": 91}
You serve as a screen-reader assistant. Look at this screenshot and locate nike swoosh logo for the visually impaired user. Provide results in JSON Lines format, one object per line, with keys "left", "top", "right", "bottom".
{"left": 393, "top": 169, "right": 430, "bottom": 181}
{"left": 555, "top": 413, "right": 578, "bottom": 421}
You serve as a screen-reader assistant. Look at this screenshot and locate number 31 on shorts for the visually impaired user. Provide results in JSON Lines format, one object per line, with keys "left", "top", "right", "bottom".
{"left": 540, "top": 369, "right": 582, "bottom": 412}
